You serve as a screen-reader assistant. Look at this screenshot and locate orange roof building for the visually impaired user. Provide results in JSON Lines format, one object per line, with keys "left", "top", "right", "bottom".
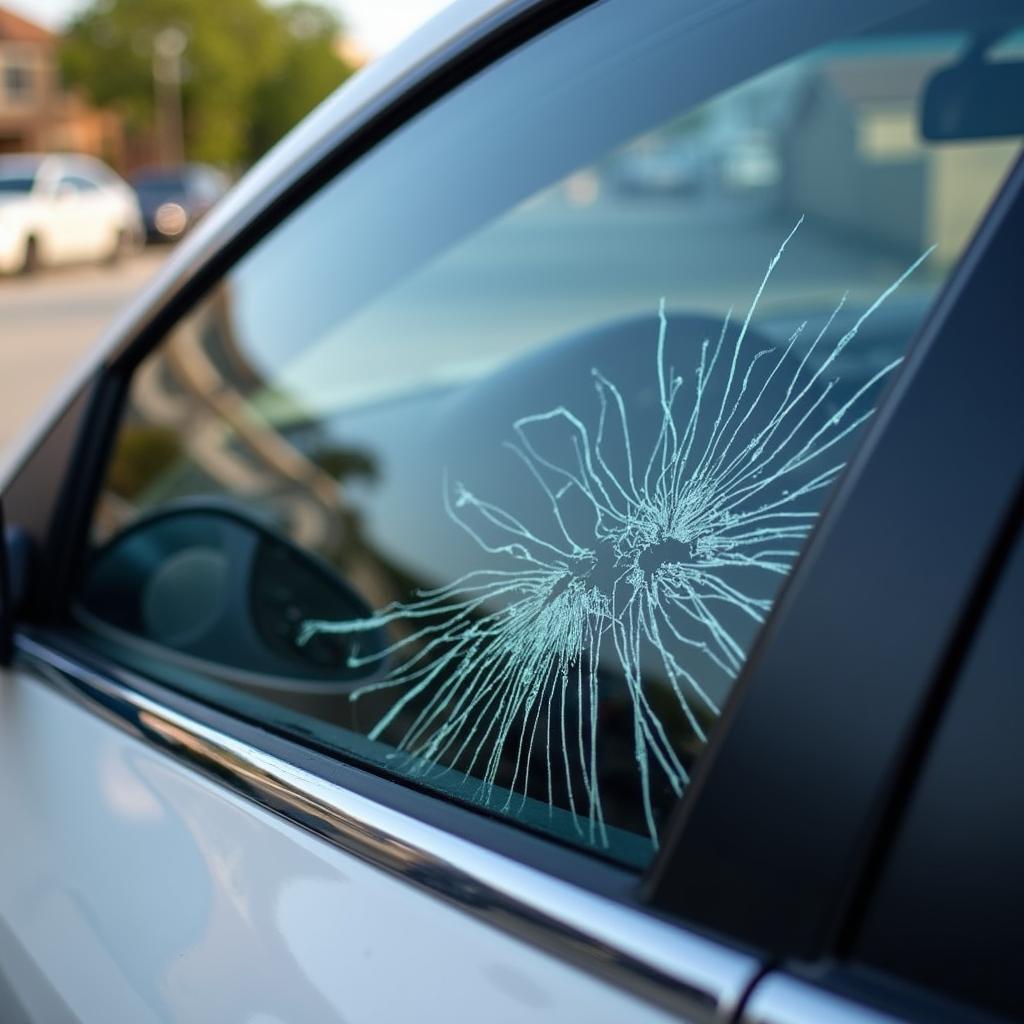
{"left": 0, "top": 5, "right": 123, "bottom": 165}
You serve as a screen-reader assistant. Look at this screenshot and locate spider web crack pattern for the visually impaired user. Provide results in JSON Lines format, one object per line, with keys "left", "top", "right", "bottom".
{"left": 300, "top": 218, "right": 933, "bottom": 848}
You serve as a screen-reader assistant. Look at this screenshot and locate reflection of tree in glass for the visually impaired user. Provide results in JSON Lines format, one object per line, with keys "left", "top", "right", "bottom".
{"left": 309, "top": 445, "right": 378, "bottom": 485}
{"left": 107, "top": 425, "right": 184, "bottom": 501}
{"left": 301, "top": 220, "right": 932, "bottom": 847}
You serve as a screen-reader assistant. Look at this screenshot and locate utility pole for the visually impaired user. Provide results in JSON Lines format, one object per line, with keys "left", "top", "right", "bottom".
{"left": 153, "top": 27, "right": 187, "bottom": 166}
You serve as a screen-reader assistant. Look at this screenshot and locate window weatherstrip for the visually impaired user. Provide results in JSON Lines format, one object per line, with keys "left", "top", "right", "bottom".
{"left": 14, "top": 632, "right": 759, "bottom": 1024}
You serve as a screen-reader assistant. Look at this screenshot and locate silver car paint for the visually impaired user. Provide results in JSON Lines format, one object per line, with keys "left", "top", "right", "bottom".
{"left": 0, "top": 663, "right": 693, "bottom": 1023}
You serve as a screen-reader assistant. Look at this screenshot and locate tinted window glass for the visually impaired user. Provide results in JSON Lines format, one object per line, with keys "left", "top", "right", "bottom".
{"left": 80, "top": 0, "right": 1024, "bottom": 866}
{"left": 59, "top": 175, "right": 100, "bottom": 192}
{"left": 0, "top": 176, "right": 34, "bottom": 193}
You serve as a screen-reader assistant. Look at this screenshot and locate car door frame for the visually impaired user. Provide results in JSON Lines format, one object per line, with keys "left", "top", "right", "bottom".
{"left": 2, "top": 0, "right": 1023, "bottom": 1021}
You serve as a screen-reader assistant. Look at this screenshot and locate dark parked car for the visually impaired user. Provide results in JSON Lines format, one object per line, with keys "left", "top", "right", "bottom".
{"left": 1, "top": 0, "right": 1022, "bottom": 1021}
{"left": 130, "top": 163, "right": 229, "bottom": 242}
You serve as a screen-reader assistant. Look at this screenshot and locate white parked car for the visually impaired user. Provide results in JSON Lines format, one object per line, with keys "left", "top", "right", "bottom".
{"left": 0, "top": 153, "right": 142, "bottom": 274}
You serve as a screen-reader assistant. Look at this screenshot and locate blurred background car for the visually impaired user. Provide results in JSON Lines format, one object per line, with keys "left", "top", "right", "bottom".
{"left": 718, "top": 132, "right": 782, "bottom": 192}
{"left": 130, "top": 163, "right": 230, "bottom": 243}
{"left": 0, "top": 153, "right": 141, "bottom": 273}
{"left": 609, "top": 135, "right": 707, "bottom": 195}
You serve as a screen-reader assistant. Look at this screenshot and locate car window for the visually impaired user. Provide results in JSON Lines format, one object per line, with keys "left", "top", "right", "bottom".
{"left": 191, "top": 171, "right": 224, "bottom": 202}
{"left": 0, "top": 175, "right": 34, "bottom": 193}
{"left": 88, "top": 162, "right": 119, "bottom": 187}
{"left": 77, "top": 0, "right": 1024, "bottom": 867}
{"left": 58, "top": 174, "right": 100, "bottom": 193}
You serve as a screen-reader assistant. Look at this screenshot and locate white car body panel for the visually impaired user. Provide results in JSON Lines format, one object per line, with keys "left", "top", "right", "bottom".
{"left": 0, "top": 665, "right": 684, "bottom": 1024}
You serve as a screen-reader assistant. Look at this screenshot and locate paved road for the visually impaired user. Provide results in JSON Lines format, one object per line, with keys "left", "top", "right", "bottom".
{"left": 0, "top": 250, "right": 168, "bottom": 451}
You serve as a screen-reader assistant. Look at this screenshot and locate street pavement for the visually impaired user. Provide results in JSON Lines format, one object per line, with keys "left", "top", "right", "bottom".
{"left": 0, "top": 249, "right": 168, "bottom": 450}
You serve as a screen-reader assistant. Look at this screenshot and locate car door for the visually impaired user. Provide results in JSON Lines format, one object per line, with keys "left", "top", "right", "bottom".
{"left": 1, "top": 1, "right": 1022, "bottom": 1022}
{"left": 54, "top": 169, "right": 117, "bottom": 263}
{"left": 47, "top": 173, "right": 94, "bottom": 264}
{"left": 24, "top": 164, "right": 72, "bottom": 267}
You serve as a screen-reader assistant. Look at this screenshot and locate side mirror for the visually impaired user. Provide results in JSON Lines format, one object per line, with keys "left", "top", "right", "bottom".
{"left": 922, "top": 58, "right": 1024, "bottom": 141}
{"left": 76, "top": 503, "right": 386, "bottom": 691}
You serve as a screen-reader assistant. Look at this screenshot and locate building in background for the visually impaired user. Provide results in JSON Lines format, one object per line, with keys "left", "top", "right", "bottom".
{"left": 779, "top": 49, "right": 1019, "bottom": 266}
{"left": 0, "top": 5, "right": 123, "bottom": 165}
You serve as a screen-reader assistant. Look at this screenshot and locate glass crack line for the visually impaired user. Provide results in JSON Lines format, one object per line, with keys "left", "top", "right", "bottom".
{"left": 300, "top": 218, "right": 933, "bottom": 849}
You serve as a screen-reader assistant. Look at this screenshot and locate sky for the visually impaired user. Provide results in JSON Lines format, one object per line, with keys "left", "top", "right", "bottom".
{"left": 12, "top": 0, "right": 452, "bottom": 57}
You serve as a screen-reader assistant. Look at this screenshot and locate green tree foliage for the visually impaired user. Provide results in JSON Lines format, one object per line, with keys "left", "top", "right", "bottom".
{"left": 249, "top": 3, "right": 352, "bottom": 157}
{"left": 61, "top": 0, "right": 354, "bottom": 167}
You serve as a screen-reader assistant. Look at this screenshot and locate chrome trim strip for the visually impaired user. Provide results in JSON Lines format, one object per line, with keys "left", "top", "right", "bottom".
{"left": 742, "top": 974, "right": 907, "bottom": 1024}
{"left": 15, "top": 633, "right": 759, "bottom": 1023}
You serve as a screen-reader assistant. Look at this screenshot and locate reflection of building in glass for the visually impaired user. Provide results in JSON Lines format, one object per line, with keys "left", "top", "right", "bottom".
{"left": 778, "top": 51, "right": 1019, "bottom": 263}
{"left": 0, "top": 6, "right": 122, "bottom": 161}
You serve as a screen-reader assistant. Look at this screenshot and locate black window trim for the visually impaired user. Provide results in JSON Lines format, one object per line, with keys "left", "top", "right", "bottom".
{"left": 834, "top": 485, "right": 1024, "bottom": 1022}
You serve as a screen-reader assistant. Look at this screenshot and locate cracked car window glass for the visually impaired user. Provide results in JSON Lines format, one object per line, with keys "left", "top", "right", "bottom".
{"left": 78, "top": 0, "right": 1024, "bottom": 866}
